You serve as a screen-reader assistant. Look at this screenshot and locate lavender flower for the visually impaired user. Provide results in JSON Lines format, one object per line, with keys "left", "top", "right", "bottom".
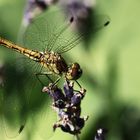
{"left": 42, "top": 80, "right": 88, "bottom": 136}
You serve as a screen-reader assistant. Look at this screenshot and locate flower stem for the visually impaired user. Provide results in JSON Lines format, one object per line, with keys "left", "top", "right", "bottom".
{"left": 75, "top": 134, "right": 80, "bottom": 140}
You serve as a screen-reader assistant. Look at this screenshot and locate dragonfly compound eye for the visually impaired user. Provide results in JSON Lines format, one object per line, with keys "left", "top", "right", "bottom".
{"left": 66, "top": 63, "right": 82, "bottom": 80}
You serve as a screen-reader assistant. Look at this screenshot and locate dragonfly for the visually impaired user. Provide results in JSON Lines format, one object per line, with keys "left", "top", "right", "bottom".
{"left": 0, "top": 7, "right": 109, "bottom": 140}
{"left": 0, "top": 20, "right": 82, "bottom": 85}
{"left": 0, "top": 8, "right": 84, "bottom": 140}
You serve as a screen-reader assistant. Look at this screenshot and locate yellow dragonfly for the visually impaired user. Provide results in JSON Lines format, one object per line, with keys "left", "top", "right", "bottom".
{"left": 0, "top": 8, "right": 83, "bottom": 139}
{"left": 0, "top": 8, "right": 109, "bottom": 139}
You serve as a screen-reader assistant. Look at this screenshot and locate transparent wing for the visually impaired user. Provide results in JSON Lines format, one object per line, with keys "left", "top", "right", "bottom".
{"left": 24, "top": 7, "right": 110, "bottom": 54}
{"left": 26, "top": 61, "right": 57, "bottom": 140}
{"left": 23, "top": 7, "right": 81, "bottom": 54}
{"left": 0, "top": 54, "right": 56, "bottom": 139}
{"left": 54, "top": 13, "right": 110, "bottom": 54}
{"left": 0, "top": 58, "right": 30, "bottom": 138}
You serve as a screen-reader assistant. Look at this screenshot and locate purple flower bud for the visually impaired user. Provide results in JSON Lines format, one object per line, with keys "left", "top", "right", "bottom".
{"left": 52, "top": 88, "right": 65, "bottom": 101}
{"left": 42, "top": 85, "right": 65, "bottom": 102}
{"left": 71, "top": 92, "right": 82, "bottom": 106}
{"left": 67, "top": 105, "right": 81, "bottom": 117}
{"left": 63, "top": 80, "right": 74, "bottom": 100}
{"left": 60, "top": 124, "right": 72, "bottom": 133}
{"left": 34, "top": 0, "right": 48, "bottom": 10}
{"left": 73, "top": 117, "right": 85, "bottom": 129}
{"left": 53, "top": 99, "right": 65, "bottom": 108}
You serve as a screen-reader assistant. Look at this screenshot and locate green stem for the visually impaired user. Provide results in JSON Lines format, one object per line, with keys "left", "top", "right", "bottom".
{"left": 75, "top": 134, "right": 80, "bottom": 140}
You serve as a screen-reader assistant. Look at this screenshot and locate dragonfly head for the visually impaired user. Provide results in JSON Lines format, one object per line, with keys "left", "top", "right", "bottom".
{"left": 66, "top": 63, "right": 82, "bottom": 80}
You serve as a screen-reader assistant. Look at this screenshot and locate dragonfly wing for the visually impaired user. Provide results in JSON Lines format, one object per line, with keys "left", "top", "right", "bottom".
{"left": 24, "top": 59, "right": 57, "bottom": 140}
{"left": 0, "top": 56, "right": 56, "bottom": 139}
{"left": 23, "top": 7, "right": 79, "bottom": 53}
{"left": 27, "top": 63, "right": 57, "bottom": 139}
{"left": 24, "top": 7, "right": 110, "bottom": 54}
{"left": 29, "top": 89, "right": 56, "bottom": 140}
{"left": 55, "top": 14, "right": 110, "bottom": 53}
{"left": 0, "top": 59, "right": 29, "bottom": 138}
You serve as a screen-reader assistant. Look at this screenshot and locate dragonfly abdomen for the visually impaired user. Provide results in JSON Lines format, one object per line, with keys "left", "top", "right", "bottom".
{"left": 0, "top": 37, "right": 42, "bottom": 62}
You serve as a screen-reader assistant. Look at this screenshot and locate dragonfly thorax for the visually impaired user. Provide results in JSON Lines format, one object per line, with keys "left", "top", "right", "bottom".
{"left": 40, "top": 51, "right": 68, "bottom": 75}
{"left": 40, "top": 51, "right": 82, "bottom": 80}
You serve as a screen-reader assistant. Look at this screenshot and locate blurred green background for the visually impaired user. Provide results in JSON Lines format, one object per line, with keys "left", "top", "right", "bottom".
{"left": 0, "top": 0, "right": 140, "bottom": 140}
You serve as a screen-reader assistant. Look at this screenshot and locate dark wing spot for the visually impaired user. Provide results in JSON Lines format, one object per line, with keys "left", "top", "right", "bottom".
{"left": 104, "top": 20, "right": 110, "bottom": 26}
{"left": 70, "top": 16, "right": 74, "bottom": 23}
{"left": 18, "top": 125, "right": 25, "bottom": 134}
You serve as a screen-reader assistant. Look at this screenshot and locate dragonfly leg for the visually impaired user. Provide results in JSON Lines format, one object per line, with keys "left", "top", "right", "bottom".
{"left": 52, "top": 76, "right": 61, "bottom": 86}
{"left": 35, "top": 72, "right": 61, "bottom": 88}
{"left": 35, "top": 72, "right": 54, "bottom": 86}
{"left": 75, "top": 80, "right": 82, "bottom": 88}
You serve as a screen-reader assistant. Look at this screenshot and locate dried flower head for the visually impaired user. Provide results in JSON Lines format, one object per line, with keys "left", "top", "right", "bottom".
{"left": 42, "top": 80, "right": 88, "bottom": 136}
